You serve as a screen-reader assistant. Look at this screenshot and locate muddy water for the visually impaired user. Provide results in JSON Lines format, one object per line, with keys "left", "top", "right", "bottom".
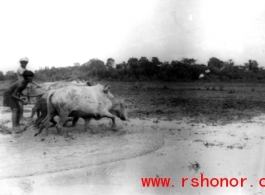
{"left": 0, "top": 106, "right": 166, "bottom": 194}
{"left": 1, "top": 105, "right": 265, "bottom": 194}
{"left": 0, "top": 131, "right": 164, "bottom": 179}
{"left": 0, "top": 108, "right": 164, "bottom": 179}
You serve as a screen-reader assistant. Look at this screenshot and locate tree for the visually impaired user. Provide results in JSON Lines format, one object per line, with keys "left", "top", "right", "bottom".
{"left": 170, "top": 60, "right": 190, "bottom": 80}
{"left": 137, "top": 57, "right": 161, "bottom": 78}
{"left": 151, "top": 57, "right": 162, "bottom": 66}
{"left": 181, "top": 58, "right": 196, "bottom": 66}
{"left": 116, "top": 61, "right": 126, "bottom": 69}
{"left": 208, "top": 57, "right": 224, "bottom": 69}
{"left": 228, "top": 59, "right": 234, "bottom": 66}
{"left": 157, "top": 61, "right": 173, "bottom": 81}
{"left": 245, "top": 59, "right": 259, "bottom": 72}
{"left": 89, "top": 59, "right": 106, "bottom": 78}
{"left": 0, "top": 71, "right": 5, "bottom": 80}
{"left": 89, "top": 59, "right": 105, "bottom": 70}
{"left": 5, "top": 71, "right": 16, "bottom": 80}
{"left": 138, "top": 57, "right": 149, "bottom": 68}
{"left": 79, "top": 59, "right": 106, "bottom": 79}
{"left": 127, "top": 58, "right": 139, "bottom": 70}
{"left": 106, "top": 58, "right": 116, "bottom": 69}
{"left": 171, "top": 60, "right": 182, "bottom": 67}
{"left": 223, "top": 59, "right": 234, "bottom": 69}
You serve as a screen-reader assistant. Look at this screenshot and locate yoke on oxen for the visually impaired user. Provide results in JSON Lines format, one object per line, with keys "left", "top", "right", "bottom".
{"left": 24, "top": 77, "right": 92, "bottom": 104}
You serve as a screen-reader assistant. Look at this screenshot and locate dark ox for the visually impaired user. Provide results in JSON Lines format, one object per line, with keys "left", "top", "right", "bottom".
{"left": 30, "top": 93, "right": 79, "bottom": 128}
{"left": 35, "top": 84, "right": 133, "bottom": 136}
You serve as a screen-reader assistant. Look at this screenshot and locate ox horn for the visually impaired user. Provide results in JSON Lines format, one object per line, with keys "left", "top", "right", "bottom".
{"left": 103, "top": 83, "right": 110, "bottom": 93}
{"left": 124, "top": 98, "right": 134, "bottom": 104}
{"left": 85, "top": 78, "right": 93, "bottom": 86}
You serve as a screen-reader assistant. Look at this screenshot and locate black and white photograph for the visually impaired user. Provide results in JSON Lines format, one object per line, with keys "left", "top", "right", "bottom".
{"left": 0, "top": 0, "right": 265, "bottom": 194}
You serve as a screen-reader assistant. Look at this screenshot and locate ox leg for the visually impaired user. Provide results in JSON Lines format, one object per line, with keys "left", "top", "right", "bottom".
{"left": 71, "top": 116, "right": 79, "bottom": 127}
{"left": 30, "top": 106, "right": 37, "bottom": 119}
{"left": 35, "top": 113, "right": 47, "bottom": 128}
{"left": 35, "top": 112, "right": 56, "bottom": 137}
{"left": 56, "top": 114, "right": 69, "bottom": 135}
{"left": 37, "top": 110, "right": 41, "bottom": 118}
{"left": 43, "top": 113, "right": 57, "bottom": 136}
{"left": 35, "top": 116, "right": 49, "bottom": 136}
{"left": 68, "top": 111, "right": 79, "bottom": 127}
{"left": 49, "top": 117, "right": 57, "bottom": 127}
{"left": 101, "top": 112, "right": 117, "bottom": 130}
{"left": 63, "top": 118, "right": 72, "bottom": 127}
{"left": 84, "top": 117, "right": 91, "bottom": 133}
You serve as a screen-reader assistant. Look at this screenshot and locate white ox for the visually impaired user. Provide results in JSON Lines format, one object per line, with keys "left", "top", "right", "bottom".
{"left": 30, "top": 79, "right": 92, "bottom": 124}
{"left": 38, "top": 80, "right": 91, "bottom": 92}
{"left": 29, "top": 78, "right": 91, "bottom": 95}
{"left": 35, "top": 84, "right": 133, "bottom": 136}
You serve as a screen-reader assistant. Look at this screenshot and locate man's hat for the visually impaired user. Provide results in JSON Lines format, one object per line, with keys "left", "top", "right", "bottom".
{"left": 19, "top": 57, "right": 29, "bottom": 62}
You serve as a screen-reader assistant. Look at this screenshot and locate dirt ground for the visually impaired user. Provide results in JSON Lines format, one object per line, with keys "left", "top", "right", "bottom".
{"left": 1, "top": 82, "right": 265, "bottom": 195}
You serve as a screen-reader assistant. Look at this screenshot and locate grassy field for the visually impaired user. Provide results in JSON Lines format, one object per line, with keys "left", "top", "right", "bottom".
{"left": 109, "top": 81, "right": 265, "bottom": 124}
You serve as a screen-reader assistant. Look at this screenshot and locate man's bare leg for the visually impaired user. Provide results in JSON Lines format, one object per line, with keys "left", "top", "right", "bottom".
{"left": 19, "top": 101, "right": 24, "bottom": 121}
{"left": 11, "top": 108, "right": 21, "bottom": 137}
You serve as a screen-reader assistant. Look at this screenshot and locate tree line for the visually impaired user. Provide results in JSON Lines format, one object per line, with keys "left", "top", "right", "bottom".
{"left": 1, "top": 57, "right": 265, "bottom": 82}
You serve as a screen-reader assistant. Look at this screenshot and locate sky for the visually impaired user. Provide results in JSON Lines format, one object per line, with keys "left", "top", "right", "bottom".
{"left": 0, "top": 0, "right": 265, "bottom": 74}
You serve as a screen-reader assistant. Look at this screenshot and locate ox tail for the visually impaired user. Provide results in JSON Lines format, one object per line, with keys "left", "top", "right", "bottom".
{"left": 39, "top": 91, "right": 54, "bottom": 127}
{"left": 46, "top": 90, "right": 55, "bottom": 123}
{"left": 35, "top": 90, "right": 55, "bottom": 136}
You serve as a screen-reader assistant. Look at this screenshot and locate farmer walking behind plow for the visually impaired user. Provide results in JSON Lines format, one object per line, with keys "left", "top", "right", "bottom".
{"left": 16, "top": 57, "right": 41, "bottom": 121}
{"left": 3, "top": 70, "right": 35, "bottom": 137}
{"left": 3, "top": 57, "right": 42, "bottom": 137}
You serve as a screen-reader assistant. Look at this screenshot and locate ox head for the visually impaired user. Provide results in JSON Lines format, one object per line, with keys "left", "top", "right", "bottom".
{"left": 86, "top": 78, "right": 94, "bottom": 86}
{"left": 102, "top": 83, "right": 114, "bottom": 98}
{"left": 86, "top": 81, "right": 93, "bottom": 86}
{"left": 81, "top": 78, "right": 94, "bottom": 86}
{"left": 110, "top": 98, "right": 134, "bottom": 121}
{"left": 103, "top": 83, "right": 110, "bottom": 93}
{"left": 81, "top": 79, "right": 93, "bottom": 86}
